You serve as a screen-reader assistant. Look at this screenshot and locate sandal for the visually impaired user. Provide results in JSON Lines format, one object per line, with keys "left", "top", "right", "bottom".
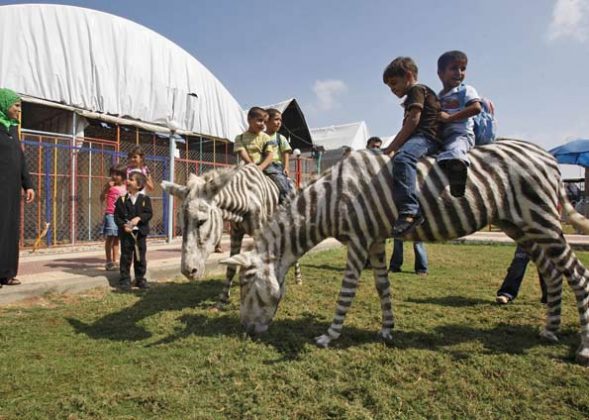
{"left": 392, "top": 213, "right": 424, "bottom": 237}
{"left": 1, "top": 278, "right": 21, "bottom": 286}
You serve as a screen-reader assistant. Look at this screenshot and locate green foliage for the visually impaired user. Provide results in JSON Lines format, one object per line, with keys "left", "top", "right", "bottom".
{"left": 1, "top": 243, "right": 589, "bottom": 418}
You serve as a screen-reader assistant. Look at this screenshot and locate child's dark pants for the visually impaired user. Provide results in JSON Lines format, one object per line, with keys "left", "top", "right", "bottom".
{"left": 119, "top": 233, "right": 147, "bottom": 282}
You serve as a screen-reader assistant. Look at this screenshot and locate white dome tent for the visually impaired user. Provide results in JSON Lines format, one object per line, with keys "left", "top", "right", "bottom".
{"left": 0, "top": 3, "right": 246, "bottom": 139}
{"left": 0, "top": 4, "right": 248, "bottom": 246}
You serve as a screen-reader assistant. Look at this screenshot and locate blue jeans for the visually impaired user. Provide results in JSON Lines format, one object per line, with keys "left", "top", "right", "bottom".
{"left": 389, "top": 239, "right": 428, "bottom": 273}
{"left": 497, "top": 245, "right": 547, "bottom": 302}
{"left": 264, "top": 163, "right": 292, "bottom": 203}
{"left": 392, "top": 135, "right": 440, "bottom": 216}
{"left": 437, "top": 131, "right": 474, "bottom": 165}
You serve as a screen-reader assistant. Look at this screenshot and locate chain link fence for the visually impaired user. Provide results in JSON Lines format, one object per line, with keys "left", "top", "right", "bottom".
{"left": 19, "top": 129, "right": 286, "bottom": 249}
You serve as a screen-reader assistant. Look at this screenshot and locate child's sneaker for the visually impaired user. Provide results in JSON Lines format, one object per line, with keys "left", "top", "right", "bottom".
{"left": 136, "top": 279, "right": 149, "bottom": 289}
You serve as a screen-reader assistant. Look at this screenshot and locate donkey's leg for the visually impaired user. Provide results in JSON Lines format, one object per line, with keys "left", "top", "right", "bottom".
{"left": 217, "top": 226, "right": 245, "bottom": 306}
{"left": 499, "top": 222, "right": 566, "bottom": 342}
{"left": 369, "top": 239, "right": 394, "bottom": 342}
{"left": 315, "top": 242, "right": 367, "bottom": 348}
{"left": 521, "top": 242, "right": 563, "bottom": 342}
{"left": 293, "top": 261, "right": 302, "bottom": 285}
{"left": 570, "top": 262, "right": 589, "bottom": 364}
{"left": 532, "top": 236, "right": 589, "bottom": 364}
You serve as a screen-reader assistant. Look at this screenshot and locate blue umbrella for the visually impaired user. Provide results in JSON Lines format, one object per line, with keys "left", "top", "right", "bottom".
{"left": 549, "top": 139, "right": 589, "bottom": 167}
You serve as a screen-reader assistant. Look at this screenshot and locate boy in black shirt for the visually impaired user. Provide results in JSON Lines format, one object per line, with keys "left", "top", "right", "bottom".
{"left": 382, "top": 56, "right": 441, "bottom": 237}
{"left": 114, "top": 172, "right": 153, "bottom": 290}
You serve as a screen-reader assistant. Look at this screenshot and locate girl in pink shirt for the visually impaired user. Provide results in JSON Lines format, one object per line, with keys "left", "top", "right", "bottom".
{"left": 100, "top": 163, "right": 127, "bottom": 271}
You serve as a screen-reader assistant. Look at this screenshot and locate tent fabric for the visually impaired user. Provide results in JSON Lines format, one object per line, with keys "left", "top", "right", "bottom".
{"left": 0, "top": 4, "right": 246, "bottom": 140}
{"left": 549, "top": 139, "right": 589, "bottom": 168}
{"left": 310, "top": 121, "right": 369, "bottom": 151}
{"left": 262, "top": 98, "right": 314, "bottom": 151}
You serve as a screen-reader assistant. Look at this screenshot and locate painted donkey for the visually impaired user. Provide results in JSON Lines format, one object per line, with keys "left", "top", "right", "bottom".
{"left": 162, "top": 164, "right": 301, "bottom": 305}
{"left": 221, "top": 139, "right": 589, "bottom": 365}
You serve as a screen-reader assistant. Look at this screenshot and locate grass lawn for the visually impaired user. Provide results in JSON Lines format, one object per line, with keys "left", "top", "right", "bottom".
{"left": 1, "top": 242, "right": 589, "bottom": 418}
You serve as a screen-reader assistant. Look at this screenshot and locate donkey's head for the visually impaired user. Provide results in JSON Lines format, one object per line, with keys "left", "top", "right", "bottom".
{"left": 162, "top": 168, "right": 236, "bottom": 280}
{"left": 220, "top": 251, "right": 284, "bottom": 336}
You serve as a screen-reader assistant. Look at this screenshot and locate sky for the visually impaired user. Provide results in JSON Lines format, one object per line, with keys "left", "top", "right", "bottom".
{"left": 7, "top": 0, "right": 589, "bottom": 177}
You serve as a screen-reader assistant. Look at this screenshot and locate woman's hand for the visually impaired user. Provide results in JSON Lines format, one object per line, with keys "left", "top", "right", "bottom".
{"left": 25, "top": 189, "right": 35, "bottom": 203}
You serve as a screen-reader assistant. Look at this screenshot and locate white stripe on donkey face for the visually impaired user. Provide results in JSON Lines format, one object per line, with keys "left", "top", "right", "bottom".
{"left": 221, "top": 139, "right": 589, "bottom": 365}
{"left": 161, "top": 169, "right": 234, "bottom": 280}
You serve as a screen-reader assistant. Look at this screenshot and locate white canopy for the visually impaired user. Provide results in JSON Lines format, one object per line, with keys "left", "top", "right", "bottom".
{"left": 0, "top": 4, "right": 246, "bottom": 139}
{"left": 310, "top": 121, "right": 370, "bottom": 151}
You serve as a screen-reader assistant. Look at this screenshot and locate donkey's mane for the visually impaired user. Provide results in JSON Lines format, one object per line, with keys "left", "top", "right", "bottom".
{"left": 186, "top": 166, "right": 236, "bottom": 191}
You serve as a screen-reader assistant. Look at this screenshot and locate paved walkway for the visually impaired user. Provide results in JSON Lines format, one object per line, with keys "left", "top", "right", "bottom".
{"left": 3, "top": 231, "right": 589, "bottom": 305}
{"left": 1, "top": 235, "right": 344, "bottom": 305}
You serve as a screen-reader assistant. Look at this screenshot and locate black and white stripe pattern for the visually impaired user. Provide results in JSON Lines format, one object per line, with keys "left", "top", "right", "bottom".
{"left": 163, "top": 164, "right": 302, "bottom": 305}
{"left": 222, "top": 139, "right": 589, "bottom": 364}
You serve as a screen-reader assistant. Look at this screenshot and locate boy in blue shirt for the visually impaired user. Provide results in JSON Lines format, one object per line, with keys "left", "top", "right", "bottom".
{"left": 382, "top": 57, "right": 442, "bottom": 236}
{"left": 436, "top": 50, "right": 482, "bottom": 197}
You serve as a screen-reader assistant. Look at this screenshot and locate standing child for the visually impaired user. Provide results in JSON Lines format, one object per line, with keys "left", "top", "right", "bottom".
{"left": 436, "top": 50, "right": 482, "bottom": 197}
{"left": 114, "top": 172, "right": 153, "bottom": 290}
{"left": 127, "top": 145, "right": 155, "bottom": 192}
{"left": 100, "top": 163, "right": 127, "bottom": 271}
{"left": 264, "top": 108, "right": 293, "bottom": 203}
{"left": 382, "top": 56, "right": 442, "bottom": 236}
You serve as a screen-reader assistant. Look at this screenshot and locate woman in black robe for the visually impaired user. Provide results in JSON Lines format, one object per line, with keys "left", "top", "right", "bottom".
{"left": 0, "top": 88, "right": 34, "bottom": 287}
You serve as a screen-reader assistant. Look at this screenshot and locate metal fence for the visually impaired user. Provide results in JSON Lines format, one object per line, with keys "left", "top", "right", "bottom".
{"left": 19, "top": 129, "right": 317, "bottom": 249}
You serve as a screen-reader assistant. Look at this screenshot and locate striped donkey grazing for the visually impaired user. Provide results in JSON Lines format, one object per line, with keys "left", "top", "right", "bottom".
{"left": 221, "top": 139, "right": 589, "bottom": 364}
{"left": 162, "top": 164, "right": 301, "bottom": 306}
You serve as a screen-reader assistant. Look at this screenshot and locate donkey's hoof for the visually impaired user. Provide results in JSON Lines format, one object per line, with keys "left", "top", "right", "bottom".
{"left": 315, "top": 334, "right": 331, "bottom": 348}
{"left": 211, "top": 301, "right": 227, "bottom": 312}
{"left": 575, "top": 347, "right": 589, "bottom": 366}
{"left": 378, "top": 329, "right": 394, "bottom": 344}
{"left": 539, "top": 329, "right": 559, "bottom": 343}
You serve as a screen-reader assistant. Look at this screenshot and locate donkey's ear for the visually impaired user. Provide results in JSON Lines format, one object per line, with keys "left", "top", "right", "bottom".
{"left": 203, "top": 167, "right": 238, "bottom": 198}
{"left": 161, "top": 181, "right": 188, "bottom": 199}
{"left": 219, "top": 252, "right": 252, "bottom": 268}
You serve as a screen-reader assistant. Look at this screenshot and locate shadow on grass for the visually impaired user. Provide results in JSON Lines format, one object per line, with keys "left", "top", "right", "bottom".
{"left": 67, "top": 279, "right": 224, "bottom": 341}
{"left": 144, "top": 313, "right": 577, "bottom": 363}
{"left": 66, "top": 279, "right": 579, "bottom": 363}
{"left": 405, "top": 295, "right": 490, "bottom": 307}
{"left": 301, "top": 263, "right": 344, "bottom": 272}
